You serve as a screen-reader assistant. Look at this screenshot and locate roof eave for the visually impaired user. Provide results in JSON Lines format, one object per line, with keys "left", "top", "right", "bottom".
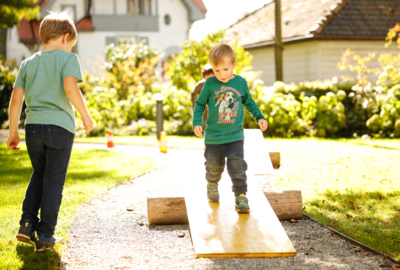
{"left": 243, "top": 34, "right": 390, "bottom": 49}
{"left": 243, "top": 34, "right": 315, "bottom": 49}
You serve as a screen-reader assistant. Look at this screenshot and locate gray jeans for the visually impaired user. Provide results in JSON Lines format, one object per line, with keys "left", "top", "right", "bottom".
{"left": 204, "top": 140, "right": 248, "bottom": 196}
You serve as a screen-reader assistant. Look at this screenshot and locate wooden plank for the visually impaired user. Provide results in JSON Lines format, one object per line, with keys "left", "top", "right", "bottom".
{"left": 147, "top": 190, "right": 302, "bottom": 224}
{"left": 185, "top": 173, "right": 297, "bottom": 258}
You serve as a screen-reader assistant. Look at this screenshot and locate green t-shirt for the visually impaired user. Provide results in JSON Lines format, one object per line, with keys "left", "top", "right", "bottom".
{"left": 193, "top": 75, "right": 265, "bottom": 144}
{"left": 14, "top": 50, "right": 83, "bottom": 134}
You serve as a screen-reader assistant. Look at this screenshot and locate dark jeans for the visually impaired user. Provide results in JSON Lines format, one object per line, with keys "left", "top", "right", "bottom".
{"left": 204, "top": 140, "right": 248, "bottom": 196}
{"left": 21, "top": 124, "right": 74, "bottom": 237}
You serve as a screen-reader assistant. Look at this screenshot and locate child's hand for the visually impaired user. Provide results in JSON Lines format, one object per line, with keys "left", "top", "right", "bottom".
{"left": 82, "top": 116, "right": 94, "bottom": 134}
{"left": 7, "top": 134, "right": 20, "bottom": 152}
{"left": 258, "top": 119, "right": 268, "bottom": 132}
{"left": 194, "top": 125, "right": 203, "bottom": 137}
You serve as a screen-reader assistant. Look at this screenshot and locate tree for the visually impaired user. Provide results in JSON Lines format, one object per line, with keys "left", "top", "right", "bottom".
{"left": 167, "top": 30, "right": 252, "bottom": 91}
{"left": 0, "top": 0, "right": 40, "bottom": 32}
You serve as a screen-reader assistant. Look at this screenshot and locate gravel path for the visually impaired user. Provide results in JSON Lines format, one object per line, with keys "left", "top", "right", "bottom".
{"left": 58, "top": 144, "right": 395, "bottom": 269}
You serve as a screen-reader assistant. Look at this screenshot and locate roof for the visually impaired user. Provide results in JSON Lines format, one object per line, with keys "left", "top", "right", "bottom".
{"left": 17, "top": 19, "right": 41, "bottom": 43}
{"left": 17, "top": 0, "right": 49, "bottom": 43}
{"left": 75, "top": 16, "right": 95, "bottom": 31}
{"left": 191, "top": 0, "right": 207, "bottom": 13}
{"left": 224, "top": 0, "right": 400, "bottom": 48}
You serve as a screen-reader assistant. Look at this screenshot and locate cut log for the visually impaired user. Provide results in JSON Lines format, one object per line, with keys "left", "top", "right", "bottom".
{"left": 147, "top": 195, "right": 188, "bottom": 225}
{"left": 147, "top": 190, "right": 302, "bottom": 225}
{"left": 268, "top": 152, "right": 280, "bottom": 168}
{"left": 265, "top": 190, "right": 303, "bottom": 220}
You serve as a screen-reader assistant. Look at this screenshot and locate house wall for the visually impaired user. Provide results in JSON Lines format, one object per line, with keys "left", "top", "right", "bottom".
{"left": 318, "top": 40, "right": 400, "bottom": 83}
{"left": 93, "top": 0, "right": 114, "bottom": 15}
{"left": 116, "top": 0, "right": 128, "bottom": 15}
{"left": 78, "top": 0, "right": 189, "bottom": 71}
{"left": 49, "top": 0, "right": 86, "bottom": 21}
{"left": 247, "top": 41, "right": 320, "bottom": 86}
{"left": 246, "top": 40, "right": 400, "bottom": 86}
{"left": 5, "top": 27, "right": 32, "bottom": 65}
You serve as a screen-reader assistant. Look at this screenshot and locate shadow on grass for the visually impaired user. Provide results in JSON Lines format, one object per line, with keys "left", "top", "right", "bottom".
{"left": 16, "top": 244, "right": 61, "bottom": 270}
{"left": 306, "top": 189, "right": 400, "bottom": 258}
{"left": 349, "top": 142, "right": 400, "bottom": 151}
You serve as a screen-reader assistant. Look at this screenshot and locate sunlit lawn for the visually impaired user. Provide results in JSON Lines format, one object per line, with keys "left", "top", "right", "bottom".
{"left": 74, "top": 135, "right": 205, "bottom": 149}
{"left": 0, "top": 143, "right": 154, "bottom": 270}
{"left": 271, "top": 138, "right": 400, "bottom": 260}
{"left": 74, "top": 135, "right": 400, "bottom": 259}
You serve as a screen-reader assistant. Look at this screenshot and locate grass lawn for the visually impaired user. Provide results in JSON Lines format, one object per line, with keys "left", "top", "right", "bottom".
{"left": 73, "top": 135, "right": 205, "bottom": 149}
{"left": 75, "top": 135, "right": 400, "bottom": 260}
{"left": 0, "top": 143, "right": 154, "bottom": 270}
{"left": 270, "top": 138, "right": 400, "bottom": 260}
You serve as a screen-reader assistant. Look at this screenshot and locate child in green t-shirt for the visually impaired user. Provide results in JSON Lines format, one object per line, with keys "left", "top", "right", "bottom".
{"left": 193, "top": 44, "right": 268, "bottom": 213}
{"left": 7, "top": 11, "right": 94, "bottom": 252}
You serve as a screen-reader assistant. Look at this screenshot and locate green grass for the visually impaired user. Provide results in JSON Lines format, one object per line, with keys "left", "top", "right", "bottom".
{"left": 271, "top": 138, "right": 400, "bottom": 260}
{"left": 0, "top": 143, "right": 154, "bottom": 270}
{"left": 74, "top": 135, "right": 205, "bottom": 149}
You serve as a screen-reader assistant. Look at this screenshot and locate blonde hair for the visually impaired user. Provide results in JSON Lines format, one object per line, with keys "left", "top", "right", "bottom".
{"left": 39, "top": 11, "right": 77, "bottom": 44}
{"left": 208, "top": 44, "right": 236, "bottom": 66}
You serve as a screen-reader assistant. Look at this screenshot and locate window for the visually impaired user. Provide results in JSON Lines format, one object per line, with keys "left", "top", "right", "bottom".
{"left": 164, "top": 14, "right": 171, "bottom": 25}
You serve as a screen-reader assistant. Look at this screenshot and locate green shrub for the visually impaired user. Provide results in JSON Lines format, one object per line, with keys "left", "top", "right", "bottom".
{"left": 0, "top": 62, "right": 19, "bottom": 128}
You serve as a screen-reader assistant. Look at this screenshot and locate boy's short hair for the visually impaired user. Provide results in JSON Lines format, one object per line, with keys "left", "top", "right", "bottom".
{"left": 209, "top": 44, "right": 236, "bottom": 66}
{"left": 39, "top": 11, "right": 78, "bottom": 44}
{"left": 201, "top": 63, "right": 214, "bottom": 78}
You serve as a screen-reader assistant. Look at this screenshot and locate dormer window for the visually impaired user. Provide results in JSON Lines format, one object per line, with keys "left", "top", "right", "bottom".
{"left": 128, "top": 0, "right": 152, "bottom": 15}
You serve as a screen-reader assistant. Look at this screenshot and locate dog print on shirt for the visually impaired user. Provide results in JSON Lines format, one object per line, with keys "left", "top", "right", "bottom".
{"left": 214, "top": 88, "right": 240, "bottom": 124}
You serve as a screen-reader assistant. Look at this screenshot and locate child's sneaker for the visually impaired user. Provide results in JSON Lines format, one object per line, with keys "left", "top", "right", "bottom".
{"left": 16, "top": 222, "right": 36, "bottom": 245}
{"left": 207, "top": 182, "right": 219, "bottom": 202}
{"left": 235, "top": 194, "right": 250, "bottom": 213}
{"left": 35, "top": 235, "right": 55, "bottom": 252}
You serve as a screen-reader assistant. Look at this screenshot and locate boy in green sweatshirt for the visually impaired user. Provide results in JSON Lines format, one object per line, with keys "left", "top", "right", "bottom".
{"left": 193, "top": 44, "right": 268, "bottom": 213}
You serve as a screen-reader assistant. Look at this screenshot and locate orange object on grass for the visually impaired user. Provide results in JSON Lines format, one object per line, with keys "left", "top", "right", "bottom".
{"left": 107, "top": 131, "right": 114, "bottom": 148}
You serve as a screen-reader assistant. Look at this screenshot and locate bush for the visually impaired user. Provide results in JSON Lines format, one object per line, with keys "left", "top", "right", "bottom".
{"left": 0, "top": 62, "right": 20, "bottom": 128}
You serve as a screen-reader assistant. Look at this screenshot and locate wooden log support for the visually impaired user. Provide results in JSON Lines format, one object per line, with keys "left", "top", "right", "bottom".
{"left": 268, "top": 152, "right": 280, "bottom": 168}
{"left": 147, "top": 195, "right": 188, "bottom": 225}
{"left": 147, "top": 190, "right": 302, "bottom": 225}
{"left": 265, "top": 190, "right": 303, "bottom": 220}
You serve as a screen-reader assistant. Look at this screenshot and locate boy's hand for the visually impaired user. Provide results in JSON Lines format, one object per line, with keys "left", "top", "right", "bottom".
{"left": 7, "top": 134, "right": 20, "bottom": 152}
{"left": 258, "top": 119, "right": 268, "bottom": 132}
{"left": 194, "top": 125, "right": 203, "bottom": 137}
{"left": 82, "top": 116, "right": 94, "bottom": 134}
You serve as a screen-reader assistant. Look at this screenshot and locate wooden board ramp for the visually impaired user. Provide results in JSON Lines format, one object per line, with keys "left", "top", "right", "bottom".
{"left": 185, "top": 129, "right": 296, "bottom": 258}
{"left": 185, "top": 176, "right": 296, "bottom": 258}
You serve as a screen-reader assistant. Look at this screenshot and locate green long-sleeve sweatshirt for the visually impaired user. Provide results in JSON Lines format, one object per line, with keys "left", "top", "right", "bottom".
{"left": 193, "top": 75, "right": 265, "bottom": 144}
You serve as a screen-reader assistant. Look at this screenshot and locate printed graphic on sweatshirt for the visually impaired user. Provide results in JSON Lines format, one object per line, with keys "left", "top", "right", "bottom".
{"left": 214, "top": 86, "right": 240, "bottom": 124}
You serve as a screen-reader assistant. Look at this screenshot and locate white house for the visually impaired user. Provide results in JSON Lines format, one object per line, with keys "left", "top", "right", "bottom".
{"left": 2, "top": 0, "right": 206, "bottom": 71}
{"left": 224, "top": 0, "right": 400, "bottom": 86}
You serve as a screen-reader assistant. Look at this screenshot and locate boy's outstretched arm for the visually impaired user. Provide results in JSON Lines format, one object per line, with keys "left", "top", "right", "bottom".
{"left": 64, "top": 76, "right": 94, "bottom": 134}
{"left": 7, "top": 87, "right": 25, "bottom": 151}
